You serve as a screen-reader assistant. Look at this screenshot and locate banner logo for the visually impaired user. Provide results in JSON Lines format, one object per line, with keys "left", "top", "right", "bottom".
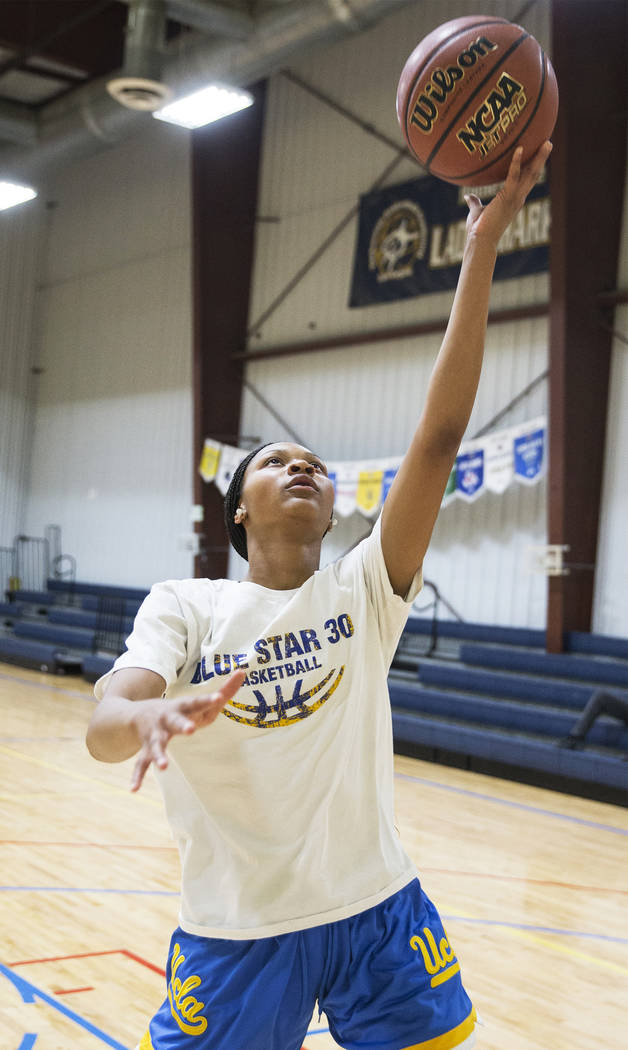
{"left": 369, "top": 201, "right": 427, "bottom": 283}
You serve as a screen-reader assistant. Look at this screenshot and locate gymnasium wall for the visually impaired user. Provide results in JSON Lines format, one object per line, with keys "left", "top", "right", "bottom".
{"left": 5, "top": 0, "right": 626, "bottom": 636}
{"left": 0, "top": 204, "right": 42, "bottom": 548}
{"left": 21, "top": 122, "right": 194, "bottom": 587}
{"left": 593, "top": 143, "right": 628, "bottom": 638}
{"left": 238, "top": 0, "right": 551, "bottom": 627}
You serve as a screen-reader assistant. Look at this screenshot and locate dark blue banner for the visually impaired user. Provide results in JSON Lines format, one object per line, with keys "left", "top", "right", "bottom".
{"left": 349, "top": 171, "right": 549, "bottom": 307}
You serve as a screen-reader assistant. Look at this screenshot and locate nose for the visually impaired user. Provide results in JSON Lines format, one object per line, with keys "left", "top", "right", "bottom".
{"left": 289, "top": 460, "right": 314, "bottom": 475}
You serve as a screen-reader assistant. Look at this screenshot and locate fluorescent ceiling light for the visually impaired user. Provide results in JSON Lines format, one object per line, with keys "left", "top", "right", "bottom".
{"left": 0, "top": 181, "right": 37, "bottom": 211}
{"left": 153, "top": 84, "right": 253, "bottom": 129}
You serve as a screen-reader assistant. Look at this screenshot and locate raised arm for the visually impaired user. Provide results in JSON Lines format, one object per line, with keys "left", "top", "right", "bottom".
{"left": 381, "top": 142, "right": 552, "bottom": 596}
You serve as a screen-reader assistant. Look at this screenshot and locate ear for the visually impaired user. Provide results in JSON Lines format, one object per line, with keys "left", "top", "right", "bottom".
{"left": 323, "top": 515, "right": 338, "bottom": 537}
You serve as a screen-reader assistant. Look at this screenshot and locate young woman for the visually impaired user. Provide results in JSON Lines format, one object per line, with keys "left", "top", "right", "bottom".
{"left": 87, "top": 142, "right": 551, "bottom": 1050}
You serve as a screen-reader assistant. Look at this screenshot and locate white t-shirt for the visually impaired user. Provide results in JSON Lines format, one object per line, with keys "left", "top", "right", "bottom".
{"left": 95, "top": 516, "right": 422, "bottom": 940}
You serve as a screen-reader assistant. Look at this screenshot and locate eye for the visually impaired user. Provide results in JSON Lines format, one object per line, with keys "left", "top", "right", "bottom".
{"left": 265, "top": 455, "right": 283, "bottom": 465}
{"left": 311, "top": 462, "right": 324, "bottom": 472}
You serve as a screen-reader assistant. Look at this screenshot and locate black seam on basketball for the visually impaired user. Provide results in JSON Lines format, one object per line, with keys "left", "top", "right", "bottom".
{"left": 434, "top": 50, "right": 548, "bottom": 184}
{"left": 424, "top": 32, "right": 531, "bottom": 169}
{"left": 401, "top": 19, "right": 512, "bottom": 135}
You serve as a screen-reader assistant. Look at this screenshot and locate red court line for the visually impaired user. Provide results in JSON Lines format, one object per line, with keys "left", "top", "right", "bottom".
{"left": 10, "top": 949, "right": 166, "bottom": 977}
{"left": 420, "top": 866, "right": 628, "bottom": 895}
{"left": 55, "top": 986, "right": 94, "bottom": 995}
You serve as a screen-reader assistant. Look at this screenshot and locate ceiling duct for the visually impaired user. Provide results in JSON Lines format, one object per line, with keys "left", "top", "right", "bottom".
{"left": 0, "top": 0, "right": 417, "bottom": 184}
{"left": 107, "top": 0, "right": 171, "bottom": 111}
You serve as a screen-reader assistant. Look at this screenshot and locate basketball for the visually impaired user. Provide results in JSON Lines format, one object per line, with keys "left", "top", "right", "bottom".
{"left": 396, "top": 15, "right": 558, "bottom": 186}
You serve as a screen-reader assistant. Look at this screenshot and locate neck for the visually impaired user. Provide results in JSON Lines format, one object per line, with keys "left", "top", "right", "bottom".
{"left": 243, "top": 535, "right": 321, "bottom": 590}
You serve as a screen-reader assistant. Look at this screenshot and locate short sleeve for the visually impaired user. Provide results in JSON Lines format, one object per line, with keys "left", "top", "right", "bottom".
{"left": 336, "top": 514, "right": 422, "bottom": 659}
{"left": 93, "top": 581, "right": 189, "bottom": 700}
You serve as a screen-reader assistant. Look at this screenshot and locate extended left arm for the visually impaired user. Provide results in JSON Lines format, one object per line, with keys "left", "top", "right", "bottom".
{"left": 381, "top": 142, "right": 552, "bottom": 596}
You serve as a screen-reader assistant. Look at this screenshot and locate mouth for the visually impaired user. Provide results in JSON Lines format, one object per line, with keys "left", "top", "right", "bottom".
{"left": 286, "top": 475, "right": 318, "bottom": 492}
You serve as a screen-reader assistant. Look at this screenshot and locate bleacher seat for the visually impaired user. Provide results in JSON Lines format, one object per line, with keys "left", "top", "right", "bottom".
{"left": 0, "top": 636, "right": 59, "bottom": 673}
{"left": 14, "top": 621, "right": 96, "bottom": 650}
{"left": 82, "top": 654, "right": 116, "bottom": 682}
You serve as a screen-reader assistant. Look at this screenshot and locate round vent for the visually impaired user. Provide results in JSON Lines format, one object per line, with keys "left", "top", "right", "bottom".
{"left": 106, "top": 77, "right": 172, "bottom": 112}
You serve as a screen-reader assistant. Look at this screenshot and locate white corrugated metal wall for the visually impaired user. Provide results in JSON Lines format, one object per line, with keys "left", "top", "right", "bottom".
{"left": 239, "top": 0, "right": 551, "bottom": 626}
{"left": 593, "top": 133, "right": 628, "bottom": 637}
{"left": 0, "top": 203, "right": 42, "bottom": 548}
{"left": 3, "top": 0, "right": 625, "bottom": 635}
{"left": 22, "top": 122, "right": 194, "bottom": 587}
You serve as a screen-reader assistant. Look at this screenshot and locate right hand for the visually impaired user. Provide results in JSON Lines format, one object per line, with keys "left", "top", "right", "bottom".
{"left": 130, "top": 669, "right": 245, "bottom": 791}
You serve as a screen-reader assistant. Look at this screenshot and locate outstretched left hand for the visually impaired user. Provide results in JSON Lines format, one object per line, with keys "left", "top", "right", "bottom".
{"left": 464, "top": 140, "right": 553, "bottom": 248}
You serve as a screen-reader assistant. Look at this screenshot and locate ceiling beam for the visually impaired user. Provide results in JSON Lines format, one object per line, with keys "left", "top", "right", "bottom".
{"left": 0, "top": 99, "right": 38, "bottom": 146}
{"left": 119, "top": 0, "right": 255, "bottom": 39}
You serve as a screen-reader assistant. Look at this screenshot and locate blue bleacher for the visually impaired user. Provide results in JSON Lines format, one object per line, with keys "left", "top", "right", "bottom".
{"left": 390, "top": 619, "right": 628, "bottom": 802}
{"left": 405, "top": 616, "right": 546, "bottom": 648}
{"left": 82, "top": 654, "right": 116, "bottom": 682}
{"left": 0, "top": 635, "right": 59, "bottom": 673}
{"left": 47, "top": 578, "right": 148, "bottom": 603}
{"left": 458, "top": 643, "right": 628, "bottom": 688}
{"left": 49, "top": 607, "right": 135, "bottom": 633}
{"left": 14, "top": 620, "right": 96, "bottom": 650}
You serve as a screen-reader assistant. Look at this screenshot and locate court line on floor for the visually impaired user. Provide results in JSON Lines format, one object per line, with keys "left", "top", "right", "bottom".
{"left": 1, "top": 886, "right": 178, "bottom": 896}
{"left": 7, "top": 950, "right": 331, "bottom": 1041}
{"left": 494, "top": 925, "right": 628, "bottom": 978}
{"left": 4, "top": 844, "right": 624, "bottom": 899}
{"left": 18, "top": 1036, "right": 38, "bottom": 1050}
{"left": 0, "top": 669, "right": 95, "bottom": 702}
{"left": 0, "top": 744, "right": 160, "bottom": 809}
{"left": 420, "top": 866, "right": 628, "bottom": 895}
{"left": 2, "top": 886, "right": 626, "bottom": 950}
{"left": 1, "top": 840, "right": 176, "bottom": 851}
{"left": 10, "top": 949, "right": 166, "bottom": 978}
{"left": 0, "top": 962, "right": 130, "bottom": 1050}
{"left": 441, "top": 914, "right": 628, "bottom": 946}
{"left": 394, "top": 771, "right": 628, "bottom": 835}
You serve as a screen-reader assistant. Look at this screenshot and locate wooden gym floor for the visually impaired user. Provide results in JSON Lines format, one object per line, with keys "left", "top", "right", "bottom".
{"left": 1, "top": 663, "right": 627, "bottom": 1050}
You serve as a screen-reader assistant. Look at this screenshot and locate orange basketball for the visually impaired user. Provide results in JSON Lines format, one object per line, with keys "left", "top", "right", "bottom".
{"left": 396, "top": 15, "right": 558, "bottom": 186}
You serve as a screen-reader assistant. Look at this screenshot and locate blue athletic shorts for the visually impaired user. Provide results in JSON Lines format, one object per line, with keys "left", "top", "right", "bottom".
{"left": 138, "top": 878, "right": 476, "bottom": 1050}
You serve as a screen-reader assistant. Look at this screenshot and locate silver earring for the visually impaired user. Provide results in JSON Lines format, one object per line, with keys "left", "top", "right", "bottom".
{"left": 328, "top": 516, "right": 338, "bottom": 532}
{"left": 234, "top": 508, "right": 247, "bottom": 524}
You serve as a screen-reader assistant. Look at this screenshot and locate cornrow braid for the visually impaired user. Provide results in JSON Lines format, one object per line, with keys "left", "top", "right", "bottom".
{"left": 223, "top": 443, "right": 272, "bottom": 561}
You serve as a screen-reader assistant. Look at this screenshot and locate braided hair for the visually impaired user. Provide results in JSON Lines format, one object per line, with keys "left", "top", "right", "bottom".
{"left": 223, "top": 444, "right": 271, "bottom": 561}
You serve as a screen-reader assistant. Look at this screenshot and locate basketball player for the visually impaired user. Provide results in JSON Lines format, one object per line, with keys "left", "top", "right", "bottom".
{"left": 87, "top": 141, "right": 552, "bottom": 1050}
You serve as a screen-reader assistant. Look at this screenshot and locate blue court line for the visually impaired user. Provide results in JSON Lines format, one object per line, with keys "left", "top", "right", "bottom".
{"left": 1, "top": 887, "right": 625, "bottom": 946}
{"left": 0, "top": 886, "right": 178, "bottom": 896}
{"left": 0, "top": 670, "right": 94, "bottom": 702}
{"left": 441, "top": 915, "right": 628, "bottom": 945}
{"left": 394, "top": 772, "right": 628, "bottom": 836}
{"left": 0, "top": 963, "right": 130, "bottom": 1050}
{"left": 18, "top": 1036, "right": 38, "bottom": 1050}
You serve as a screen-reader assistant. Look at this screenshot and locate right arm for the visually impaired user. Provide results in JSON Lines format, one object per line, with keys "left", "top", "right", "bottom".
{"left": 86, "top": 666, "right": 245, "bottom": 791}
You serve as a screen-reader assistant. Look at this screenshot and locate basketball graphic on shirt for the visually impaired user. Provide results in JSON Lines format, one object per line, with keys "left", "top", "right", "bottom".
{"left": 222, "top": 665, "right": 345, "bottom": 728}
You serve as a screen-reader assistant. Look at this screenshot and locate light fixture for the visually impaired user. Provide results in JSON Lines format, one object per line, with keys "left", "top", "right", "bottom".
{"left": 0, "top": 181, "right": 37, "bottom": 212}
{"left": 153, "top": 84, "right": 253, "bottom": 130}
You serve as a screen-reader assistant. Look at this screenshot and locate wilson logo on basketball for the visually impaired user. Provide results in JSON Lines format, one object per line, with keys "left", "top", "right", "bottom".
{"left": 410, "top": 927, "right": 460, "bottom": 987}
{"left": 457, "top": 72, "right": 527, "bottom": 157}
{"left": 167, "top": 943, "right": 207, "bottom": 1036}
{"left": 409, "top": 35, "right": 499, "bottom": 134}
